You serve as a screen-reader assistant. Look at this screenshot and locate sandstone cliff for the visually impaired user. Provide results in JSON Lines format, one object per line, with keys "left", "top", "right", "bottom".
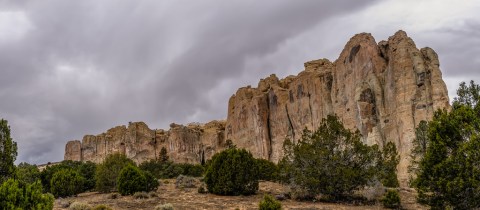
{"left": 65, "top": 121, "right": 225, "bottom": 164}
{"left": 65, "top": 30, "right": 450, "bottom": 185}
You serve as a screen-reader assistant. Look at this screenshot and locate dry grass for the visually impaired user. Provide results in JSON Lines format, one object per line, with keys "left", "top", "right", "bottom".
{"left": 54, "top": 179, "right": 426, "bottom": 210}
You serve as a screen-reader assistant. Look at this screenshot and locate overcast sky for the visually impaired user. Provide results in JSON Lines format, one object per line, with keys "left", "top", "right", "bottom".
{"left": 1, "top": 0, "right": 479, "bottom": 164}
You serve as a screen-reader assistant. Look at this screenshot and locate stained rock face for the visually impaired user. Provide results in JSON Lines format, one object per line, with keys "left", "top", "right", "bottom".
{"left": 65, "top": 31, "right": 450, "bottom": 185}
{"left": 64, "top": 121, "right": 225, "bottom": 165}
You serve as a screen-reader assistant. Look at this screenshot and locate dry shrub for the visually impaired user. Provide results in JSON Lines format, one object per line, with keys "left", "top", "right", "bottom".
{"left": 175, "top": 175, "right": 196, "bottom": 188}
{"left": 133, "top": 191, "right": 149, "bottom": 199}
{"left": 69, "top": 201, "right": 91, "bottom": 210}
{"left": 107, "top": 193, "right": 120, "bottom": 199}
{"left": 155, "top": 203, "right": 174, "bottom": 210}
{"left": 92, "top": 204, "right": 113, "bottom": 210}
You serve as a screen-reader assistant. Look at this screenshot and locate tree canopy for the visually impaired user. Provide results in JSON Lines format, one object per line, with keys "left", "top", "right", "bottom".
{"left": 0, "top": 119, "right": 17, "bottom": 183}
{"left": 412, "top": 80, "right": 480, "bottom": 209}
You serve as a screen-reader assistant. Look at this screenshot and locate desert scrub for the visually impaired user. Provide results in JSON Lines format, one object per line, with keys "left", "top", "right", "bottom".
{"left": 133, "top": 191, "right": 149, "bottom": 199}
{"left": 259, "top": 194, "right": 282, "bottom": 210}
{"left": 155, "top": 203, "right": 174, "bottom": 210}
{"left": 92, "top": 204, "right": 113, "bottom": 210}
{"left": 381, "top": 189, "right": 401, "bottom": 209}
{"left": 175, "top": 175, "right": 196, "bottom": 188}
{"left": 149, "top": 191, "right": 158, "bottom": 197}
{"left": 107, "top": 193, "right": 120, "bottom": 199}
{"left": 69, "top": 201, "right": 91, "bottom": 210}
{"left": 197, "top": 184, "right": 207, "bottom": 194}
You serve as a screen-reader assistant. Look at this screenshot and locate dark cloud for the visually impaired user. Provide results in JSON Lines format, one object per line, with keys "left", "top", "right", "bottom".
{"left": 1, "top": 0, "right": 478, "bottom": 164}
{"left": 1, "top": 0, "right": 381, "bottom": 164}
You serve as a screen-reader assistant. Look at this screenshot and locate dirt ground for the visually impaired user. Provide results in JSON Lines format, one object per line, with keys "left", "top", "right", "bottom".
{"left": 54, "top": 180, "right": 427, "bottom": 210}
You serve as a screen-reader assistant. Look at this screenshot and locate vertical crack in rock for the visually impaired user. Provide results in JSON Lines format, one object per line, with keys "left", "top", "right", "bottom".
{"left": 266, "top": 91, "right": 274, "bottom": 160}
{"left": 285, "top": 104, "right": 296, "bottom": 141}
{"left": 308, "top": 93, "right": 314, "bottom": 127}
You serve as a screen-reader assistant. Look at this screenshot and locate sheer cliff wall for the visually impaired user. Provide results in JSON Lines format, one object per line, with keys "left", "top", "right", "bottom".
{"left": 65, "top": 31, "right": 450, "bottom": 185}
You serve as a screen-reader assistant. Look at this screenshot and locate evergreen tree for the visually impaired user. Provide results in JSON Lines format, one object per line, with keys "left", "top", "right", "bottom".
{"left": 279, "top": 115, "right": 381, "bottom": 200}
{"left": 204, "top": 148, "right": 259, "bottom": 195}
{"left": 16, "top": 162, "right": 41, "bottom": 185}
{"left": 95, "top": 153, "right": 135, "bottom": 193}
{"left": 159, "top": 147, "right": 169, "bottom": 162}
{"left": 117, "top": 164, "right": 147, "bottom": 195}
{"left": 412, "top": 80, "right": 480, "bottom": 209}
{"left": 0, "top": 119, "right": 17, "bottom": 183}
{"left": 377, "top": 142, "right": 400, "bottom": 188}
{"left": 50, "top": 169, "right": 85, "bottom": 198}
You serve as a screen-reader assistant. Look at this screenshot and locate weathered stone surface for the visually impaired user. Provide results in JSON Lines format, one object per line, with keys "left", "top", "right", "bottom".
{"left": 65, "top": 121, "right": 225, "bottom": 165}
{"left": 226, "top": 30, "right": 450, "bottom": 185}
{"left": 65, "top": 30, "right": 450, "bottom": 186}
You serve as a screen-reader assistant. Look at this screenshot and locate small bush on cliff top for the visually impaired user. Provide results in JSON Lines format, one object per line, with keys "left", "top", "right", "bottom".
{"left": 204, "top": 147, "right": 259, "bottom": 195}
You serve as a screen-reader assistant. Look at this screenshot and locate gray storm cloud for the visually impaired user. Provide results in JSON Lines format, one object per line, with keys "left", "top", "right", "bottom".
{"left": 0, "top": 0, "right": 478, "bottom": 164}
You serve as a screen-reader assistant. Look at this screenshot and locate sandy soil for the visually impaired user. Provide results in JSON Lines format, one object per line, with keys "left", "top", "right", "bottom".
{"left": 54, "top": 180, "right": 427, "bottom": 210}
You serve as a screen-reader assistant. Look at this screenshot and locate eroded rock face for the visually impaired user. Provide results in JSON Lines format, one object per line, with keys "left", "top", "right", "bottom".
{"left": 65, "top": 31, "right": 450, "bottom": 185}
{"left": 226, "top": 31, "right": 450, "bottom": 185}
{"left": 65, "top": 121, "right": 225, "bottom": 165}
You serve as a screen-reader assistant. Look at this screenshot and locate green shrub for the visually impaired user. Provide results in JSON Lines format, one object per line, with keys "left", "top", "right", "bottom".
{"left": 139, "top": 160, "right": 203, "bottom": 179}
{"left": 204, "top": 148, "right": 259, "bottom": 195}
{"left": 16, "top": 162, "right": 41, "bottom": 185}
{"left": 95, "top": 153, "right": 135, "bottom": 193}
{"left": 78, "top": 161, "right": 97, "bottom": 191}
{"left": 0, "top": 178, "right": 54, "bottom": 210}
{"left": 255, "top": 158, "right": 278, "bottom": 181}
{"left": 92, "top": 204, "right": 112, "bottom": 210}
{"left": 381, "top": 189, "right": 401, "bottom": 209}
{"left": 50, "top": 169, "right": 85, "bottom": 197}
{"left": 69, "top": 201, "right": 91, "bottom": 210}
{"left": 140, "top": 160, "right": 182, "bottom": 179}
{"left": 177, "top": 163, "right": 204, "bottom": 177}
{"left": 133, "top": 191, "right": 149, "bottom": 199}
{"left": 117, "top": 164, "right": 147, "bottom": 195}
{"left": 40, "top": 160, "right": 96, "bottom": 193}
{"left": 259, "top": 194, "right": 282, "bottom": 210}
{"left": 279, "top": 115, "right": 382, "bottom": 201}
{"left": 155, "top": 203, "right": 174, "bottom": 210}
{"left": 143, "top": 170, "right": 159, "bottom": 192}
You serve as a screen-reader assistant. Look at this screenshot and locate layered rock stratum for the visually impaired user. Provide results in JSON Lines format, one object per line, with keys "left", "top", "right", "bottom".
{"left": 65, "top": 30, "right": 450, "bottom": 185}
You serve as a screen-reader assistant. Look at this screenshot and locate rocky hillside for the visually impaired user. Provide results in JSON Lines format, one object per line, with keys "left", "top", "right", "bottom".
{"left": 65, "top": 30, "right": 450, "bottom": 185}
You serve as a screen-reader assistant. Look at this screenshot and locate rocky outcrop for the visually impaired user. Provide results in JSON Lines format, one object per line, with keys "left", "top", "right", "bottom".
{"left": 64, "top": 121, "right": 225, "bottom": 164}
{"left": 65, "top": 30, "right": 450, "bottom": 185}
{"left": 225, "top": 30, "right": 450, "bottom": 184}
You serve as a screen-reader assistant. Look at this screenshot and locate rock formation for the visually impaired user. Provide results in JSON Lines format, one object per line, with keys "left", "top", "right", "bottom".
{"left": 65, "top": 30, "right": 450, "bottom": 185}
{"left": 65, "top": 121, "right": 225, "bottom": 165}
